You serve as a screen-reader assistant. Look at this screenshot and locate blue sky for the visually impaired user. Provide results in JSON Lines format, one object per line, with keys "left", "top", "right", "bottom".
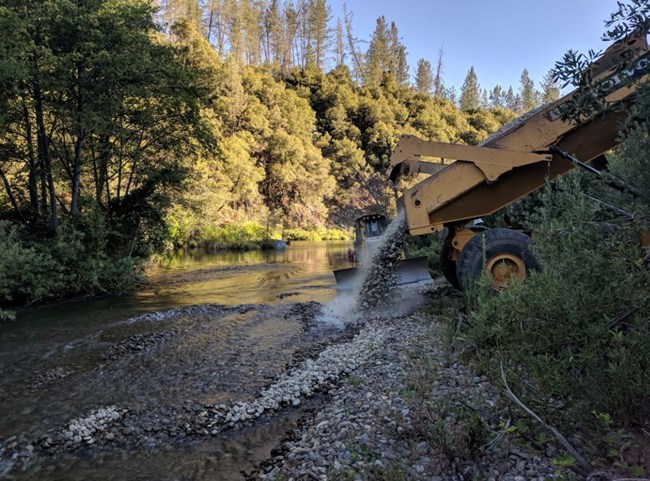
{"left": 328, "top": 0, "right": 618, "bottom": 93}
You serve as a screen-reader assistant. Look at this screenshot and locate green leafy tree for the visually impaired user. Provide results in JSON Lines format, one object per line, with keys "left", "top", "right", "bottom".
{"left": 464, "top": 0, "right": 650, "bottom": 434}
{"left": 0, "top": 0, "right": 213, "bottom": 304}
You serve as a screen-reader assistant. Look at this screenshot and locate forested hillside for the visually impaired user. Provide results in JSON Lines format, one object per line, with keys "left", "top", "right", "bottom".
{"left": 0, "top": 0, "right": 557, "bottom": 306}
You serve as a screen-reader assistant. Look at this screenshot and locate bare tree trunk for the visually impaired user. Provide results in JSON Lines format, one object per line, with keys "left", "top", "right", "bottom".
{"left": 434, "top": 44, "right": 444, "bottom": 98}
{"left": 0, "top": 167, "right": 25, "bottom": 222}
{"left": 23, "top": 101, "right": 39, "bottom": 215}
{"left": 32, "top": 24, "right": 58, "bottom": 230}
{"left": 92, "top": 134, "right": 110, "bottom": 206}
{"left": 207, "top": 0, "right": 216, "bottom": 43}
{"left": 33, "top": 83, "right": 58, "bottom": 230}
{"left": 343, "top": 5, "right": 363, "bottom": 82}
{"left": 70, "top": 127, "right": 84, "bottom": 217}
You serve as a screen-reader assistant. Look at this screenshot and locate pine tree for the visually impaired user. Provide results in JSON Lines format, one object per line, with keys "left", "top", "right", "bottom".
{"left": 504, "top": 86, "right": 521, "bottom": 113}
{"left": 388, "top": 21, "right": 409, "bottom": 85}
{"left": 481, "top": 88, "right": 489, "bottom": 109}
{"left": 242, "top": 0, "right": 261, "bottom": 65}
{"left": 540, "top": 69, "right": 561, "bottom": 104}
{"left": 263, "top": 0, "right": 281, "bottom": 63}
{"left": 460, "top": 66, "right": 480, "bottom": 110}
{"left": 433, "top": 44, "right": 444, "bottom": 98}
{"left": 490, "top": 85, "right": 505, "bottom": 108}
{"left": 308, "top": 0, "right": 331, "bottom": 69}
{"left": 225, "top": 0, "right": 243, "bottom": 61}
{"left": 520, "top": 68, "right": 538, "bottom": 112}
{"left": 415, "top": 58, "right": 433, "bottom": 95}
{"left": 205, "top": 0, "right": 227, "bottom": 53}
{"left": 365, "top": 16, "right": 389, "bottom": 86}
{"left": 443, "top": 85, "right": 457, "bottom": 104}
{"left": 284, "top": 1, "right": 301, "bottom": 66}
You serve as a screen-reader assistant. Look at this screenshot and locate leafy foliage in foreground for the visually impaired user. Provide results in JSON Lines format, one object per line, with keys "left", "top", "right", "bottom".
{"left": 463, "top": 174, "right": 649, "bottom": 424}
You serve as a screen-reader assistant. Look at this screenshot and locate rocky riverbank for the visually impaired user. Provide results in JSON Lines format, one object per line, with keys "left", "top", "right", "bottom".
{"left": 255, "top": 295, "right": 562, "bottom": 481}
{"left": 1, "top": 288, "right": 580, "bottom": 480}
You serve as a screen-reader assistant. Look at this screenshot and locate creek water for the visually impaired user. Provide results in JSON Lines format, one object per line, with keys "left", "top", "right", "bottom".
{"left": 0, "top": 241, "right": 353, "bottom": 480}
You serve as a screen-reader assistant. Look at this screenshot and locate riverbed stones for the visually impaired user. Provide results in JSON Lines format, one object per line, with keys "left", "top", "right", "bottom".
{"left": 29, "top": 367, "right": 72, "bottom": 390}
{"left": 59, "top": 406, "right": 127, "bottom": 449}
{"left": 102, "top": 330, "right": 176, "bottom": 363}
{"left": 256, "top": 310, "right": 559, "bottom": 481}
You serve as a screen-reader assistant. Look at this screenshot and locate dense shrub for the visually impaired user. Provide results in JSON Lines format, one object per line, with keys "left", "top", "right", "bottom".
{"left": 461, "top": 174, "right": 649, "bottom": 424}
{"left": 0, "top": 218, "right": 142, "bottom": 314}
{"left": 283, "top": 227, "right": 321, "bottom": 241}
{"left": 201, "top": 222, "right": 267, "bottom": 248}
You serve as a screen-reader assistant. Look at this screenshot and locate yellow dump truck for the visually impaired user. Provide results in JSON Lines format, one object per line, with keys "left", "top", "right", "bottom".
{"left": 388, "top": 30, "right": 650, "bottom": 289}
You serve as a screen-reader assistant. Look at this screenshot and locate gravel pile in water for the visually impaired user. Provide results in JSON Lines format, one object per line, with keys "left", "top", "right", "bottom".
{"left": 59, "top": 406, "right": 127, "bottom": 447}
{"left": 29, "top": 367, "right": 71, "bottom": 390}
{"left": 102, "top": 330, "right": 176, "bottom": 363}
{"left": 257, "top": 307, "right": 560, "bottom": 481}
{"left": 356, "top": 212, "right": 408, "bottom": 311}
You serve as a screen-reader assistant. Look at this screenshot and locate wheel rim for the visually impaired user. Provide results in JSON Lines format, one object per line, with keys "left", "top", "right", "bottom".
{"left": 485, "top": 253, "right": 526, "bottom": 289}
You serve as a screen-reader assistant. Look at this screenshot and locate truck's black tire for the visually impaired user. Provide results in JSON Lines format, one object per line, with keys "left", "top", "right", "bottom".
{"left": 456, "top": 228, "right": 540, "bottom": 290}
{"left": 440, "top": 236, "right": 461, "bottom": 289}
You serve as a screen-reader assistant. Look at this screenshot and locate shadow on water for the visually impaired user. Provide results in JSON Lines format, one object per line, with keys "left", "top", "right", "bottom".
{"left": 0, "top": 241, "right": 353, "bottom": 480}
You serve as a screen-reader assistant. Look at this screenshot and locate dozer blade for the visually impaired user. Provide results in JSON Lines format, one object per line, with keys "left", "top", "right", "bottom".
{"left": 333, "top": 256, "right": 432, "bottom": 290}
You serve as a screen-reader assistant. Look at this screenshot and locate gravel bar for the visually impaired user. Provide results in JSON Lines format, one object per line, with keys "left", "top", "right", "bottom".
{"left": 256, "top": 306, "right": 559, "bottom": 481}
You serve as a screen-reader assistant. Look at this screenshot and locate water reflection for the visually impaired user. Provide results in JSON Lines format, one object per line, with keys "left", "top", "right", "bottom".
{"left": 0, "top": 241, "right": 352, "bottom": 432}
{"left": 6, "top": 241, "right": 351, "bottom": 330}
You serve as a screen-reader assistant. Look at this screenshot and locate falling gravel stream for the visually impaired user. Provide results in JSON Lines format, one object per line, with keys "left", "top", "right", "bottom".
{"left": 0, "top": 241, "right": 358, "bottom": 480}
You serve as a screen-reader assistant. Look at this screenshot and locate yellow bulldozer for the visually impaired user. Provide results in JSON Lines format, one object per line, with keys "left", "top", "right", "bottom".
{"left": 388, "top": 30, "right": 650, "bottom": 289}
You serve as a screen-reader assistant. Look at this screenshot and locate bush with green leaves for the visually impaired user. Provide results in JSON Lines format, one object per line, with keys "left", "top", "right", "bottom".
{"left": 462, "top": 173, "right": 649, "bottom": 424}
{"left": 0, "top": 216, "right": 142, "bottom": 313}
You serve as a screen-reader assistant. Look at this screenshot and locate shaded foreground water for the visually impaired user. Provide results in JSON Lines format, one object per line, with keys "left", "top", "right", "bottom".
{"left": 0, "top": 241, "right": 354, "bottom": 480}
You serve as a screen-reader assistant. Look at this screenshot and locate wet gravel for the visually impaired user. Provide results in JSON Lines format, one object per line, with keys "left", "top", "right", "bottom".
{"left": 28, "top": 368, "right": 72, "bottom": 390}
{"left": 102, "top": 330, "right": 177, "bottom": 363}
{"left": 256, "top": 299, "right": 560, "bottom": 481}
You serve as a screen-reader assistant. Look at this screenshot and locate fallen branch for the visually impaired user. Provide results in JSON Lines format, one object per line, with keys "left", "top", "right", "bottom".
{"left": 499, "top": 362, "right": 591, "bottom": 474}
{"left": 607, "top": 307, "right": 641, "bottom": 330}
{"left": 612, "top": 478, "right": 650, "bottom": 481}
{"left": 610, "top": 478, "right": 650, "bottom": 481}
